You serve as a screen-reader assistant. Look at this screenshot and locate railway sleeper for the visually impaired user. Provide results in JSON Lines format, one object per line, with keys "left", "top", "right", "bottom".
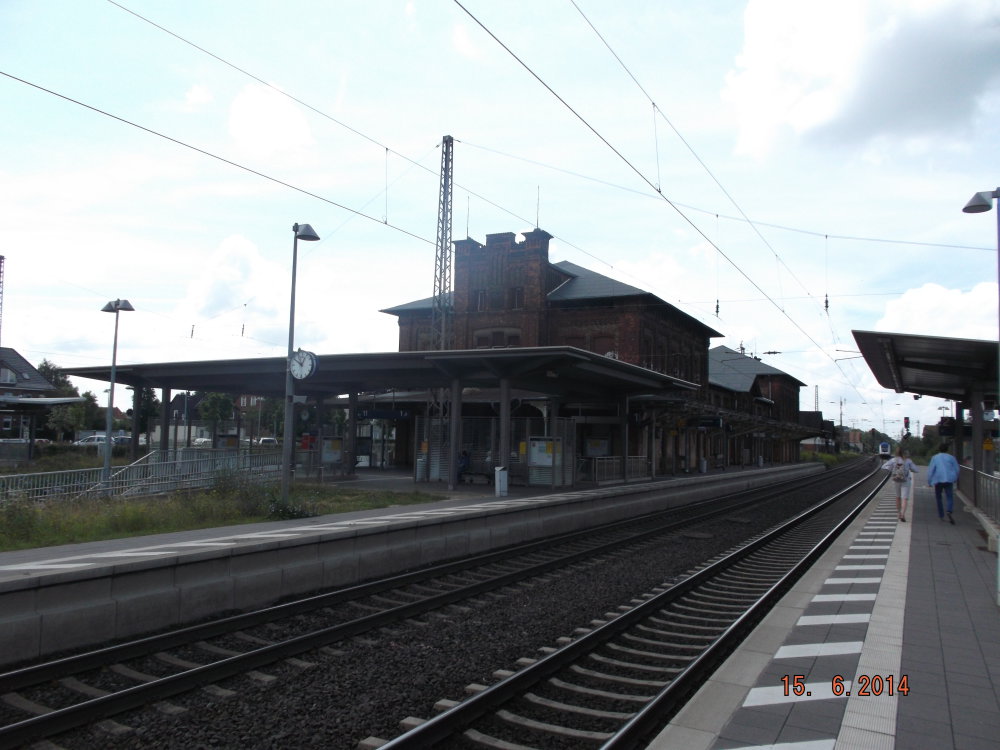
{"left": 524, "top": 692, "right": 636, "bottom": 720}
{"left": 494, "top": 708, "right": 614, "bottom": 743}
{"left": 725, "top": 563, "right": 783, "bottom": 579}
{"left": 646, "top": 614, "right": 726, "bottom": 634}
{"left": 705, "top": 579, "right": 771, "bottom": 594}
{"left": 547, "top": 676, "right": 653, "bottom": 704}
{"left": 569, "top": 664, "right": 669, "bottom": 688}
{"left": 686, "top": 591, "right": 755, "bottom": 608}
{"left": 712, "top": 576, "right": 774, "bottom": 591}
{"left": 634, "top": 623, "right": 717, "bottom": 642}
{"left": 588, "top": 652, "right": 684, "bottom": 674}
{"left": 621, "top": 632, "right": 705, "bottom": 651}
{"left": 605, "top": 642, "right": 695, "bottom": 665}
{"left": 665, "top": 604, "right": 740, "bottom": 622}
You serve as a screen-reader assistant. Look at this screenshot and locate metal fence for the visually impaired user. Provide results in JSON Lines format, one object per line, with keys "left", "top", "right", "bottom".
{"left": 0, "top": 448, "right": 283, "bottom": 505}
{"left": 960, "top": 465, "right": 1000, "bottom": 526}
{"left": 581, "top": 455, "right": 652, "bottom": 485}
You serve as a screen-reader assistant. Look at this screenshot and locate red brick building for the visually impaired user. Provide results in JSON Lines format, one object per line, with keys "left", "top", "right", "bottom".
{"left": 384, "top": 229, "right": 719, "bottom": 388}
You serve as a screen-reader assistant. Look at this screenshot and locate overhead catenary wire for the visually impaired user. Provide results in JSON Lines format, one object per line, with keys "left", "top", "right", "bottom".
{"left": 0, "top": 72, "right": 435, "bottom": 248}
{"left": 454, "top": 0, "right": 881, "bottom": 413}
{"left": 453, "top": 2, "right": 829, "bottom": 353}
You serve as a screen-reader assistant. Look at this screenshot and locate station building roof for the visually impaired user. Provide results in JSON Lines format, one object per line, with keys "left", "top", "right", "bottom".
{"left": 380, "top": 260, "right": 722, "bottom": 339}
{"left": 65, "top": 347, "right": 699, "bottom": 403}
{"left": 852, "top": 330, "right": 999, "bottom": 405}
{"left": 708, "top": 345, "right": 806, "bottom": 392}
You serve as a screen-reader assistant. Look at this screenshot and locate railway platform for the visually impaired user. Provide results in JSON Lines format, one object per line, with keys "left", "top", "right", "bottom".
{"left": 0, "top": 463, "right": 819, "bottom": 668}
{"left": 652, "top": 479, "right": 1000, "bottom": 750}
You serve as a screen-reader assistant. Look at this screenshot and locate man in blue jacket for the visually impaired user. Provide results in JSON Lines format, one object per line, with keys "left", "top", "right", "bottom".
{"left": 926, "top": 443, "right": 961, "bottom": 524}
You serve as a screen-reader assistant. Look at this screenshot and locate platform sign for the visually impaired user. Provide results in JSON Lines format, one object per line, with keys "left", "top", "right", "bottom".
{"left": 584, "top": 438, "right": 609, "bottom": 457}
{"left": 528, "top": 437, "right": 554, "bottom": 466}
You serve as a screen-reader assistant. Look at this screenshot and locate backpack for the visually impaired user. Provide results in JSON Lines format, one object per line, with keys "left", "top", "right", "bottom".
{"left": 891, "top": 459, "right": 909, "bottom": 482}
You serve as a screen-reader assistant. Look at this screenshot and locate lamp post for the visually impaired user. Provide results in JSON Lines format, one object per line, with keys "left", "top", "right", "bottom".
{"left": 281, "top": 223, "right": 320, "bottom": 504}
{"left": 963, "top": 190, "right": 1000, "bottom": 473}
{"left": 101, "top": 299, "right": 135, "bottom": 486}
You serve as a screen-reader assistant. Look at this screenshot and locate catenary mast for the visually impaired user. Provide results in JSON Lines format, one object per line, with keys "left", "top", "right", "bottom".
{"left": 431, "top": 135, "right": 454, "bottom": 350}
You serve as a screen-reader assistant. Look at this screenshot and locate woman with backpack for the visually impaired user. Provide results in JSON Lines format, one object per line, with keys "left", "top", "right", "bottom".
{"left": 886, "top": 447, "right": 918, "bottom": 521}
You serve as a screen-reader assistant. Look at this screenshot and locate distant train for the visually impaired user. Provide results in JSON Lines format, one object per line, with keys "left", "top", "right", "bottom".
{"left": 878, "top": 441, "right": 892, "bottom": 459}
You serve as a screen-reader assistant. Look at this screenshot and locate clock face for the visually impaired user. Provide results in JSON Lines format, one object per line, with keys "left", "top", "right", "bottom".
{"left": 289, "top": 349, "right": 317, "bottom": 380}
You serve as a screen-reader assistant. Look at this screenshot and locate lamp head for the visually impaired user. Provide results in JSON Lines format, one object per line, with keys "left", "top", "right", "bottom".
{"left": 101, "top": 299, "right": 135, "bottom": 313}
{"left": 962, "top": 191, "right": 996, "bottom": 214}
{"left": 293, "top": 223, "right": 320, "bottom": 241}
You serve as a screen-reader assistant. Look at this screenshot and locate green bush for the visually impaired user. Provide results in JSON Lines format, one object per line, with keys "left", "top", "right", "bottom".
{"left": 0, "top": 498, "right": 38, "bottom": 545}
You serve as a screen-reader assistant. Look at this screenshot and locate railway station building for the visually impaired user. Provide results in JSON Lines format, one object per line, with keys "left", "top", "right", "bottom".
{"left": 66, "top": 229, "right": 822, "bottom": 490}
{"left": 381, "top": 229, "right": 819, "bottom": 483}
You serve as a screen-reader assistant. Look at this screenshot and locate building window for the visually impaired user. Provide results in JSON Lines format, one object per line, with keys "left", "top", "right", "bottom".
{"left": 0, "top": 368, "right": 15, "bottom": 385}
{"left": 508, "top": 286, "right": 524, "bottom": 309}
{"left": 474, "top": 328, "right": 522, "bottom": 348}
{"left": 475, "top": 289, "right": 487, "bottom": 311}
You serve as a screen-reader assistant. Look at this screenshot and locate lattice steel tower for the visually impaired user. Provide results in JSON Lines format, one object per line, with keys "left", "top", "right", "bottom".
{"left": 430, "top": 135, "right": 454, "bottom": 351}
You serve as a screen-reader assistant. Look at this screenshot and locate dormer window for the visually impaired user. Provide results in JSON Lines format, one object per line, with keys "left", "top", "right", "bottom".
{"left": 0, "top": 368, "right": 16, "bottom": 385}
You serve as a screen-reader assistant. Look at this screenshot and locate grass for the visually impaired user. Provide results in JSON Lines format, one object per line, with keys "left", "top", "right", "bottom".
{"left": 0, "top": 472, "right": 445, "bottom": 552}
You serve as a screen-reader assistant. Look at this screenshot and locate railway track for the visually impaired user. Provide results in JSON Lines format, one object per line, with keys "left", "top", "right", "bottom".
{"left": 373, "top": 465, "right": 885, "bottom": 749}
{"left": 0, "top": 463, "right": 873, "bottom": 748}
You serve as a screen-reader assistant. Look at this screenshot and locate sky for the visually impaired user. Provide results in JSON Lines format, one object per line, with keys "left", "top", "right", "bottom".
{"left": 1, "top": 0, "right": 998, "bottom": 437}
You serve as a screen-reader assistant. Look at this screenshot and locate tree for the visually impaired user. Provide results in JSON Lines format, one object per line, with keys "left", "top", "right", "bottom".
{"left": 197, "top": 392, "right": 235, "bottom": 443}
{"left": 67, "top": 392, "right": 102, "bottom": 434}
{"left": 36, "top": 359, "right": 79, "bottom": 396}
{"left": 37, "top": 360, "right": 82, "bottom": 440}
{"left": 133, "top": 387, "right": 160, "bottom": 434}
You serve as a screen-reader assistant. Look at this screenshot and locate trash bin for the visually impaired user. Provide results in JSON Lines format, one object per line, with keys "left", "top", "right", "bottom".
{"left": 494, "top": 466, "right": 508, "bottom": 497}
{"left": 698, "top": 458, "right": 707, "bottom": 474}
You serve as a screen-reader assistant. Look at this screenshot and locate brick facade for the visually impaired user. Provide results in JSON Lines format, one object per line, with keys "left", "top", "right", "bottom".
{"left": 386, "top": 228, "right": 717, "bottom": 390}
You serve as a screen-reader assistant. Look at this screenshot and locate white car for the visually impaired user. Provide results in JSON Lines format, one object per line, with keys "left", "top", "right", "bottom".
{"left": 256, "top": 437, "right": 278, "bottom": 447}
{"left": 73, "top": 435, "right": 106, "bottom": 445}
{"left": 192, "top": 437, "right": 213, "bottom": 447}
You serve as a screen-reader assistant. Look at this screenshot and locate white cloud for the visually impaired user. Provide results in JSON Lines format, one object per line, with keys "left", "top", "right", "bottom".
{"left": 876, "top": 281, "right": 998, "bottom": 339}
{"left": 180, "top": 84, "right": 212, "bottom": 113}
{"left": 723, "top": 0, "right": 1000, "bottom": 158}
{"left": 452, "top": 22, "right": 483, "bottom": 60}
{"left": 228, "top": 83, "right": 315, "bottom": 158}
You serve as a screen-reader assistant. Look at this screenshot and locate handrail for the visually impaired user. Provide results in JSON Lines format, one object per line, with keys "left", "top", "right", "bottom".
{"left": 0, "top": 449, "right": 283, "bottom": 504}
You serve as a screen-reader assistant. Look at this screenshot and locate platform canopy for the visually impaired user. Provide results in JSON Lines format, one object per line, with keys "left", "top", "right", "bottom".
{"left": 852, "top": 330, "right": 999, "bottom": 405}
{"left": 64, "top": 347, "right": 698, "bottom": 402}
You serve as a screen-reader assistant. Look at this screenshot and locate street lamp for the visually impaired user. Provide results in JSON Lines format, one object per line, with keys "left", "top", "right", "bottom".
{"left": 101, "top": 298, "right": 135, "bottom": 486}
{"left": 963, "top": 189, "right": 1000, "bottom": 470}
{"left": 281, "top": 223, "right": 320, "bottom": 504}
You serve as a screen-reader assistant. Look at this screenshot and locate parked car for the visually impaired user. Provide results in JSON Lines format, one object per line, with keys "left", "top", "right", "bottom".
{"left": 192, "top": 437, "right": 212, "bottom": 447}
{"left": 256, "top": 437, "right": 278, "bottom": 447}
{"left": 73, "top": 435, "right": 106, "bottom": 446}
